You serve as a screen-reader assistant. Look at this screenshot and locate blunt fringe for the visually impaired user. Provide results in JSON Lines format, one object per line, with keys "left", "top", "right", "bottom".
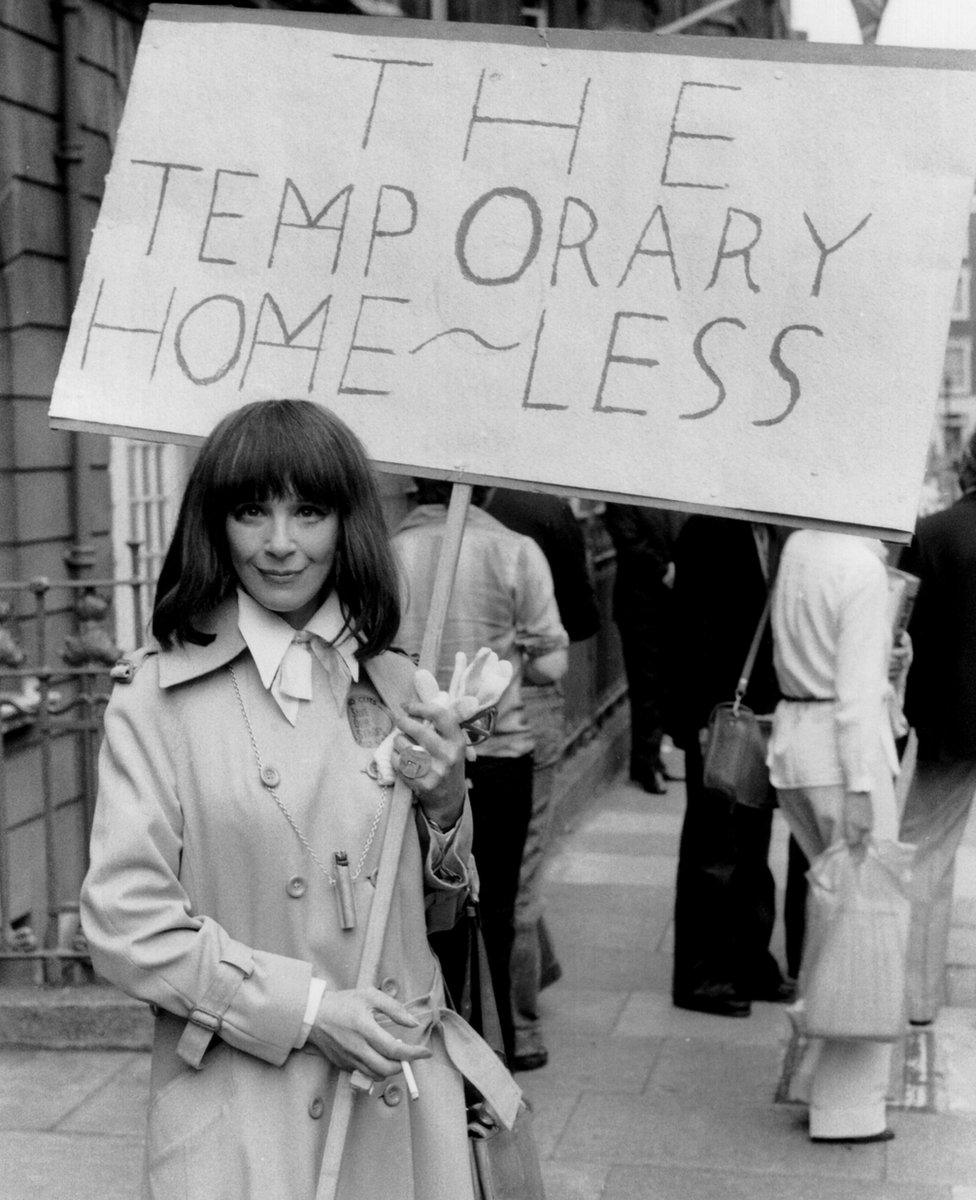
{"left": 152, "top": 400, "right": 400, "bottom": 657}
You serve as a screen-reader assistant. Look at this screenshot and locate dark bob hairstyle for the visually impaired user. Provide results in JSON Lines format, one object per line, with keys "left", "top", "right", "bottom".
{"left": 152, "top": 399, "right": 400, "bottom": 656}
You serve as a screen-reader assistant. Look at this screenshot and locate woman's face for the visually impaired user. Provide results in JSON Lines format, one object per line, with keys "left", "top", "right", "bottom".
{"left": 225, "top": 494, "right": 340, "bottom": 629}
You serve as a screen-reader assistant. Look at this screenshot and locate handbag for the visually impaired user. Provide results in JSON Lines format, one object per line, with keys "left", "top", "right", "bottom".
{"left": 800, "top": 838, "right": 915, "bottom": 1041}
{"left": 702, "top": 701, "right": 772, "bottom": 809}
{"left": 702, "top": 585, "right": 775, "bottom": 810}
{"left": 456, "top": 901, "right": 547, "bottom": 1200}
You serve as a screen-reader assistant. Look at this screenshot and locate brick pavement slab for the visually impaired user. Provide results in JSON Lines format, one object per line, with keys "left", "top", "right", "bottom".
{"left": 574, "top": 807, "right": 683, "bottom": 840}
{"left": 601, "top": 1166, "right": 951, "bottom": 1200}
{"left": 0, "top": 1050, "right": 140, "bottom": 1130}
{"left": 614, "top": 992, "right": 791, "bottom": 1045}
{"left": 647, "top": 1037, "right": 786, "bottom": 1106}
{"left": 543, "top": 881, "right": 673, "bottom": 951}
{"left": 546, "top": 850, "right": 678, "bottom": 888}
{"left": 61, "top": 1054, "right": 151, "bottom": 1135}
{"left": 954, "top": 848, "right": 976, "bottom": 899}
{"left": 884, "top": 1113, "right": 976, "bottom": 1186}
{"left": 535, "top": 986, "right": 628, "bottom": 1035}
{"left": 540, "top": 1159, "right": 608, "bottom": 1200}
{"left": 548, "top": 937, "right": 660, "bottom": 991}
{"left": 554, "top": 1092, "right": 889, "bottom": 1179}
{"left": 0, "top": 1130, "right": 143, "bottom": 1200}
{"left": 948, "top": 965, "right": 976, "bottom": 1009}
{"left": 935, "top": 1009, "right": 976, "bottom": 1114}
{"left": 949, "top": 928, "right": 976, "bottom": 963}
{"left": 515, "top": 1032, "right": 663, "bottom": 1094}
{"left": 952, "top": 899, "right": 976, "bottom": 928}
{"left": 567, "top": 822, "right": 682, "bottom": 859}
{"left": 515, "top": 1082, "right": 579, "bottom": 1159}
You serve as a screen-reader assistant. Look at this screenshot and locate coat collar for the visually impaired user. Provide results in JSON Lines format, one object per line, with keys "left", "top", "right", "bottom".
{"left": 156, "top": 596, "right": 415, "bottom": 712}
{"left": 236, "top": 588, "right": 361, "bottom": 690}
{"left": 156, "top": 598, "right": 246, "bottom": 689}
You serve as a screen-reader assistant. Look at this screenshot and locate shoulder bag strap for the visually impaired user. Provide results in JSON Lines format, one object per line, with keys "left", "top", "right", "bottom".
{"left": 733, "top": 547, "right": 781, "bottom": 710}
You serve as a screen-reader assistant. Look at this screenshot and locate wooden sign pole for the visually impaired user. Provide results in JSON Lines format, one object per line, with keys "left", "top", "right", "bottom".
{"left": 315, "top": 482, "right": 473, "bottom": 1200}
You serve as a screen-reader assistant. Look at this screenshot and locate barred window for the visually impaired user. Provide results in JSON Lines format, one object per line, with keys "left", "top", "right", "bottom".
{"left": 109, "top": 440, "right": 191, "bottom": 646}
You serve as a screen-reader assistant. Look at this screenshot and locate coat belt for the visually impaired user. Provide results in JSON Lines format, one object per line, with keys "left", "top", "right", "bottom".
{"left": 374, "top": 991, "right": 522, "bottom": 1130}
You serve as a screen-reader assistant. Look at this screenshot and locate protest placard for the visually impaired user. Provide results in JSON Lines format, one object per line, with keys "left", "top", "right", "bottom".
{"left": 48, "top": 7, "right": 976, "bottom": 536}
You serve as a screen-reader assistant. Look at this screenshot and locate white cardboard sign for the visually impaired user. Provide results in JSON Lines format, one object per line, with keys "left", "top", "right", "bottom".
{"left": 49, "top": 7, "right": 976, "bottom": 536}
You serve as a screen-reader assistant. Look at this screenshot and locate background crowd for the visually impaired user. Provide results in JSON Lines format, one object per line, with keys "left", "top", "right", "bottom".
{"left": 396, "top": 427, "right": 976, "bottom": 1146}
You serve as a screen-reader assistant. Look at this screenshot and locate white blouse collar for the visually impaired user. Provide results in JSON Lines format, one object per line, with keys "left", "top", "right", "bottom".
{"left": 236, "top": 588, "right": 361, "bottom": 690}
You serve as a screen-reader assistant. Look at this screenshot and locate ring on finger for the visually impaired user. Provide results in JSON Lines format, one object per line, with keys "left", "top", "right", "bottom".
{"left": 398, "top": 745, "right": 432, "bottom": 781}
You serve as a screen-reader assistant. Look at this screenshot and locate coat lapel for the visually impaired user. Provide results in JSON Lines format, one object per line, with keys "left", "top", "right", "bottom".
{"left": 362, "top": 649, "right": 416, "bottom": 713}
{"left": 156, "top": 599, "right": 246, "bottom": 689}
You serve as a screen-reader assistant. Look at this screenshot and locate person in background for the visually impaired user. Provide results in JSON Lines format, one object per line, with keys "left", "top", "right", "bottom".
{"left": 898, "top": 432, "right": 976, "bottom": 1025}
{"left": 485, "top": 487, "right": 600, "bottom": 1071}
{"left": 768, "top": 528, "right": 900, "bottom": 1143}
{"left": 602, "top": 504, "right": 685, "bottom": 794}
{"left": 670, "top": 515, "right": 795, "bottom": 1017}
{"left": 80, "top": 400, "right": 493, "bottom": 1200}
{"left": 393, "top": 480, "right": 568, "bottom": 1063}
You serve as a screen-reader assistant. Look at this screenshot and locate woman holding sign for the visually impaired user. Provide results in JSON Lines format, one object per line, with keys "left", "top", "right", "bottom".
{"left": 80, "top": 400, "right": 515, "bottom": 1199}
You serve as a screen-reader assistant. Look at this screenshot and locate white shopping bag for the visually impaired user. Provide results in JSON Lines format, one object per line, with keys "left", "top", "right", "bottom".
{"left": 800, "top": 838, "right": 915, "bottom": 1042}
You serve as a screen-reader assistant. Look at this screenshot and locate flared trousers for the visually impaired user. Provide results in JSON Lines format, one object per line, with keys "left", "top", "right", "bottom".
{"left": 776, "top": 748, "right": 898, "bottom": 1139}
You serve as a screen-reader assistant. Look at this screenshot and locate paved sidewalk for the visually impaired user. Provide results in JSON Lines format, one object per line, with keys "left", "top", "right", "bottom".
{"left": 525, "top": 771, "right": 976, "bottom": 1199}
{"left": 4, "top": 767, "right": 976, "bottom": 1198}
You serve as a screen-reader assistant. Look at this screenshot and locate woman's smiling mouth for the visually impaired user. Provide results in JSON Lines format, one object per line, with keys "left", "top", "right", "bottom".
{"left": 258, "top": 568, "right": 302, "bottom": 582}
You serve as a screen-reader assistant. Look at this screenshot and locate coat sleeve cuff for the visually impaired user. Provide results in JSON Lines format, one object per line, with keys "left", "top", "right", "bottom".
{"left": 420, "top": 796, "right": 473, "bottom": 893}
{"left": 218, "top": 945, "right": 313, "bottom": 1065}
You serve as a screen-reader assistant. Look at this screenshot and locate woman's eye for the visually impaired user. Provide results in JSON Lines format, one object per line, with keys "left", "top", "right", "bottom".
{"left": 297, "top": 504, "right": 329, "bottom": 520}
{"left": 231, "top": 504, "right": 264, "bottom": 522}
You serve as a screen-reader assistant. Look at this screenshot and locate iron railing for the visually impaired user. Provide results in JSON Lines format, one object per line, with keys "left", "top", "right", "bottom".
{"left": 0, "top": 544, "right": 150, "bottom": 984}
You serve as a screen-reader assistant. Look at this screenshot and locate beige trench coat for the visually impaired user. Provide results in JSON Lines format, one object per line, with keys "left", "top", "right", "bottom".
{"left": 81, "top": 600, "right": 519, "bottom": 1200}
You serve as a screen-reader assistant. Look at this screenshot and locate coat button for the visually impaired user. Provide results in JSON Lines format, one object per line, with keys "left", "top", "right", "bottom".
{"left": 260, "top": 765, "right": 281, "bottom": 788}
{"left": 308, "top": 1096, "right": 325, "bottom": 1119}
{"left": 286, "top": 876, "right": 307, "bottom": 898}
{"left": 380, "top": 976, "right": 399, "bottom": 998}
{"left": 381, "top": 1084, "right": 402, "bottom": 1107}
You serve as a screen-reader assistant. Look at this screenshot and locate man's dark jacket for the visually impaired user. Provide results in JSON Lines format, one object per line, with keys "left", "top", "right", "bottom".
{"left": 671, "top": 515, "right": 782, "bottom": 740}
{"left": 902, "top": 493, "right": 976, "bottom": 761}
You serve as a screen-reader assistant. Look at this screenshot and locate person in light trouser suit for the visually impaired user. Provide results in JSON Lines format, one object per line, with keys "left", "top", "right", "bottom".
{"left": 767, "top": 528, "right": 901, "bottom": 1144}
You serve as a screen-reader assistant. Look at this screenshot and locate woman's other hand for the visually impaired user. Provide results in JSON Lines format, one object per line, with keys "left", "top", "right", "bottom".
{"left": 842, "top": 790, "right": 873, "bottom": 852}
{"left": 888, "top": 632, "right": 912, "bottom": 684}
{"left": 393, "top": 697, "right": 466, "bottom": 830}
{"left": 307, "top": 987, "right": 432, "bottom": 1080}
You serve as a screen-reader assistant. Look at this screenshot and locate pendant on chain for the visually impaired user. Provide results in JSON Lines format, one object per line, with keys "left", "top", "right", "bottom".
{"left": 333, "top": 850, "right": 357, "bottom": 930}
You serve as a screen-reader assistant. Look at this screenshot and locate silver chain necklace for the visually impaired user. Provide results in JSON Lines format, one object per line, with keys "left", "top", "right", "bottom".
{"left": 228, "top": 664, "right": 388, "bottom": 930}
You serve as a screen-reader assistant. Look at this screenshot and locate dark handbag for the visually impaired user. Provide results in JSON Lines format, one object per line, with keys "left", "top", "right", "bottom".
{"left": 702, "top": 587, "right": 775, "bottom": 810}
{"left": 457, "top": 902, "right": 546, "bottom": 1200}
{"left": 702, "top": 701, "right": 772, "bottom": 809}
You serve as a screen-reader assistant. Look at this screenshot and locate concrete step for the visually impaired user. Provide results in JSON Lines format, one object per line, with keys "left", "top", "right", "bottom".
{"left": 0, "top": 985, "right": 152, "bottom": 1050}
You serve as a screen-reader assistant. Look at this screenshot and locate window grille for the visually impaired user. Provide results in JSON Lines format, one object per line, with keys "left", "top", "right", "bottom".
{"left": 109, "top": 440, "right": 189, "bottom": 647}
